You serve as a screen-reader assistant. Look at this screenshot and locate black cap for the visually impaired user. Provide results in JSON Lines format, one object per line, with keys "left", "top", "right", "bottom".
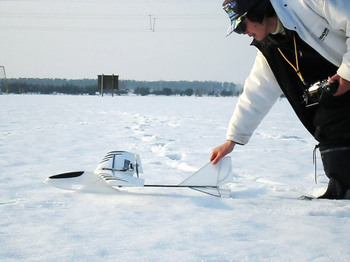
{"left": 223, "top": 0, "right": 271, "bottom": 36}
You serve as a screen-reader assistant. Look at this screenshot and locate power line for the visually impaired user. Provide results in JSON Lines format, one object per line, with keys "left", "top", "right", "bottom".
{"left": 0, "top": 11, "right": 226, "bottom": 32}
{"left": 0, "top": 12, "right": 222, "bottom": 20}
{"left": 0, "top": 25, "right": 223, "bottom": 33}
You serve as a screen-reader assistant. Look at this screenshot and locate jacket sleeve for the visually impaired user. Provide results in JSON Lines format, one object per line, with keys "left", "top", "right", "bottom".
{"left": 308, "top": 0, "right": 350, "bottom": 81}
{"left": 226, "top": 51, "right": 283, "bottom": 144}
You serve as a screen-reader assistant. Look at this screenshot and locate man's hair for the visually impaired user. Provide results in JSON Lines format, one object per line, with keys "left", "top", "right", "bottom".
{"left": 247, "top": 2, "right": 276, "bottom": 23}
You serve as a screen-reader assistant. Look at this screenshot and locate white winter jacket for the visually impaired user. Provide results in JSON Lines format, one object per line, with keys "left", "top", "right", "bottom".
{"left": 226, "top": 0, "right": 350, "bottom": 144}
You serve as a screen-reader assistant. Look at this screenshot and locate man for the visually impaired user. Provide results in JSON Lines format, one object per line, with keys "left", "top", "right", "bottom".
{"left": 211, "top": 0, "right": 350, "bottom": 199}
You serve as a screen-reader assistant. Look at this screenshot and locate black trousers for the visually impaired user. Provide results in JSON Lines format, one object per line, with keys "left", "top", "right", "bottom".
{"left": 315, "top": 91, "right": 350, "bottom": 184}
{"left": 314, "top": 92, "right": 350, "bottom": 143}
{"left": 314, "top": 93, "right": 350, "bottom": 199}
{"left": 320, "top": 144, "right": 350, "bottom": 188}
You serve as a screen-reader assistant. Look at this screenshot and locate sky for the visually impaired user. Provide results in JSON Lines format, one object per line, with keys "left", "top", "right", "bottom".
{"left": 0, "top": 0, "right": 256, "bottom": 84}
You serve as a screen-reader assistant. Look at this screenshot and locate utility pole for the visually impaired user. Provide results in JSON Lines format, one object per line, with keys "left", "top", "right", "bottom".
{"left": 149, "top": 15, "right": 156, "bottom": 32}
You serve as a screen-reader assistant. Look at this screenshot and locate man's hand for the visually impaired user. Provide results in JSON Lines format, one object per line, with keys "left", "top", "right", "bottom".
{"left": 330, "top": 74, "right": 350, "bottom": 96}
{"left": 210, "top": 140, "right": 236, "bottom": 165}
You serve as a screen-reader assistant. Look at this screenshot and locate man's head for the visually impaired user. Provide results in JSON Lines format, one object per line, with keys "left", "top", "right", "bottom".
{"left": 223, "top": 0, "right": 276, "bottom": 40}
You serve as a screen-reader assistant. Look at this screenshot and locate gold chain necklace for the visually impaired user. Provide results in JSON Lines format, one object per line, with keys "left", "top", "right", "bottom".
{"left": 277, "top": 34, "right": 307, "bottom": 86}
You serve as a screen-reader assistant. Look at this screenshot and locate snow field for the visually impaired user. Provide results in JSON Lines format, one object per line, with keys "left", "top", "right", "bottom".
{"left": 1, "top": 95, "right": 350, "bottom": 261}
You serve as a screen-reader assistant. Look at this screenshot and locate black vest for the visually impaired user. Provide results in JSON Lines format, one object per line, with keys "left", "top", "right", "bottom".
{"left": 252, "top": 29, "right": 350, "bottom": 143}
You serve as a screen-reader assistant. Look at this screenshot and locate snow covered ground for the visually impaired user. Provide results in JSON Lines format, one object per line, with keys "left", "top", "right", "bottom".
{"left": 1, "top": 94, "right": 350, "bottom": 262}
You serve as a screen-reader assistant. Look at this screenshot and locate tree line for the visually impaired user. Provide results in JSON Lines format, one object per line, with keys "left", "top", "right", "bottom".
{"left": 2, "top": 78, "right": 243, "bottom": 97}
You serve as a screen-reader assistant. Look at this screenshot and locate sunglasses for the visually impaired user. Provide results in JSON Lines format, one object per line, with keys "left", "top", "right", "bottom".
{"left": 223, "top": 1, "right": 247, "bottom": 35}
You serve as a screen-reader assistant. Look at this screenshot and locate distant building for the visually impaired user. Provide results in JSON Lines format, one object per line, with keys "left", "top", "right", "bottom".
{"left": 97, "top": 74, "right": 119, "bottom": 96}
